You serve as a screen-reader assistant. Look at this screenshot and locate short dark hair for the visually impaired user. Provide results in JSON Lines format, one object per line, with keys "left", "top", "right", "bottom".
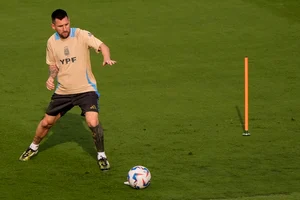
{"left": 51, "top": 9, "right": 68, "bottom": 23}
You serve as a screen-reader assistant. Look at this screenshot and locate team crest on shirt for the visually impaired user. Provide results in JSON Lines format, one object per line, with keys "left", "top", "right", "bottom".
{"left": 64, "top": 46, "right": 70, "bottom": 56}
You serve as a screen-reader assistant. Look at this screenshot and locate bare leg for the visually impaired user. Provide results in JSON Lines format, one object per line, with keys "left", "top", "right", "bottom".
{"left": 85, "top": 111, "right": 110, "bottom": 170}
{"left": 19, "top": 113, "right": 61, "bottom": 161}
{"left": 85, "top": 111, "right": 104, "bottom": 152}
{"left": 32, "top": 114, "right": 61, "bottom": 145}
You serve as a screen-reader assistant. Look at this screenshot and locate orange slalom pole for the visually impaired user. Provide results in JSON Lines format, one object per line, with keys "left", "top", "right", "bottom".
{"left": 243, "top": 57, "right": 250, "bottom": 136}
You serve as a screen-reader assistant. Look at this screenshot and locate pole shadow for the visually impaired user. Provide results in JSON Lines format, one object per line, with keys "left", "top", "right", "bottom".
{"left": 235, "top": 105, "right": 245, "bottom": 131}
{"left": 38, "top": 112, "right": 97, "bottom": 160}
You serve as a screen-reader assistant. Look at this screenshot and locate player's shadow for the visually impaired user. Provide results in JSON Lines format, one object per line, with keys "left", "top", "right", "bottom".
{"left": 38, "top": 112, "right": 96, "bottom": 160}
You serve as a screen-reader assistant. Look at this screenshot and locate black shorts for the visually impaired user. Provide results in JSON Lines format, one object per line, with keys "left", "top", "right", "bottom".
{"left": 46, "top": 91, "right": 99, "bottom": 116}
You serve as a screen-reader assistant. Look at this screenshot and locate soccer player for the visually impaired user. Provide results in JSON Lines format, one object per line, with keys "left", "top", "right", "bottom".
{"left": 19, "top": 9, "right": 116, "bottom": 170}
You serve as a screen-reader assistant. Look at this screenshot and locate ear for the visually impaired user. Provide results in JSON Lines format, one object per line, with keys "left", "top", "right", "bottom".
{"left": 51, "top": 23, "right": 55, "bottom": 31}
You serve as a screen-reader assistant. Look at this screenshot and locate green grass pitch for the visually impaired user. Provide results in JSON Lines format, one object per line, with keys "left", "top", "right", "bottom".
{"left": 0, "top": 0, "right": 300, "bottom": 199}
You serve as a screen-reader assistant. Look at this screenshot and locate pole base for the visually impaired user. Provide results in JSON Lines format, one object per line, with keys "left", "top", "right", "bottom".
{"left": 243, "top": 131, "right": 251, "bottom": 136}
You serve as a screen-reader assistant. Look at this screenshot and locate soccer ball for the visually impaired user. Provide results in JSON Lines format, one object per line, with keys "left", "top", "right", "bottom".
{"left": 127, "top": 166, "right": 151, "bottom": 189}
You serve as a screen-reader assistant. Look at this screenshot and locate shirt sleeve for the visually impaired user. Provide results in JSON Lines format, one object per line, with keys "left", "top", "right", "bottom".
{"left": 81, "top": 29, "right": 103, "bottom": 53}
{"left": 46, "top": 41, "right": 56, "bottom": 65}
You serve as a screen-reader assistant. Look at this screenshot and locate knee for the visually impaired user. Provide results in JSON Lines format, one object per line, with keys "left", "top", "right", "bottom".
{"left": 85, "top": 112, "right": 99, "bottom": 127}
{"left": 41, "top": 116, "right": 56, "bottom": 129}
{"left": 86, "top": 119, "right": 99, "bottom": 127}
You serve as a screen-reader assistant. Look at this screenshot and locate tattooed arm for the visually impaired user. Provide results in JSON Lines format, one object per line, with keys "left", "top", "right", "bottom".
{"left": 49, "top": 65, "right": 58, "bottom": 78}
{"left": 46, "top": 65, "right": 59, "bottom": 90}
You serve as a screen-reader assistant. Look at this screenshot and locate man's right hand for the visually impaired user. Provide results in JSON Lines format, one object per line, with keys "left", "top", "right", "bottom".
{"left": 46, "top": 77, "right": 55, "bottom": 90}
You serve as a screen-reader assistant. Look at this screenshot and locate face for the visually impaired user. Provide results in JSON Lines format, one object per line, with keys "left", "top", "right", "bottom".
{"left": 52, "top": 17, "right": 70, "bottom": 39}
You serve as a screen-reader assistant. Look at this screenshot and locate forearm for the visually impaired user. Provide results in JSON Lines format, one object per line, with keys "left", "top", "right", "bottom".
{"left": 99, "top": 43, "right": 111, "bottom": 60}
{"left": 49, "top": 65, "right": 58, "bottom": 78}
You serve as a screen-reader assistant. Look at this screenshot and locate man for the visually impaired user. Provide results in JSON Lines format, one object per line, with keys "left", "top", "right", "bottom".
{"left": 19, "top": 9, "right": 116, "bottom": 170}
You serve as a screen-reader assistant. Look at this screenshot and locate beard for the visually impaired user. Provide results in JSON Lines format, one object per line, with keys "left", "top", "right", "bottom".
{"left": 59, "top": 31, "right": 70, "bottom": 39}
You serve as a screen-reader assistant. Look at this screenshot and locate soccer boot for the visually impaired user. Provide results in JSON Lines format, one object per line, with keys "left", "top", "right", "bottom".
{"left": 98, "top": 157, "right": 110, "bottom": 170}
{"left": 19, "top": 148, "right": 38, "bottom": 161}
